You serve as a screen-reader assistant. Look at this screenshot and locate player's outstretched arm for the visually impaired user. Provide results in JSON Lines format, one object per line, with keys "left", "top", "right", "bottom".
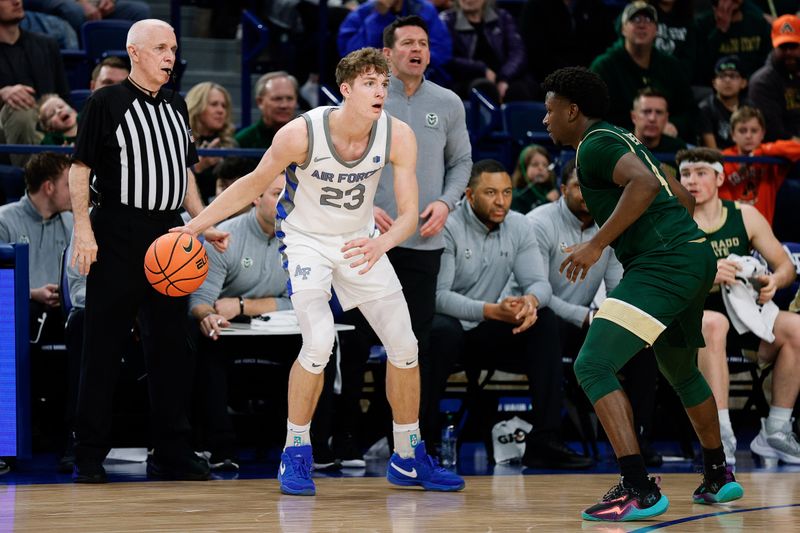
{"left": 560, "top": 152, "right": 660, "bottom": 282}
{"left": 178, "top": 118, "right": 309, "bottom": 236}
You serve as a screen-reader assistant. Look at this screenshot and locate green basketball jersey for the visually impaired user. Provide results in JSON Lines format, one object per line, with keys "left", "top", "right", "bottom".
{"left": 575, "top": 121, "right": 705, "bottom": 267}
{"left": 703, "top": 200, "right": 750, "bottom": 259}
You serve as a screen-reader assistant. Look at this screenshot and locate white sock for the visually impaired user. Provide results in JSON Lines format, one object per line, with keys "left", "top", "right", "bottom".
{"left": 393, "top": 421, "right": 421, "bottom": 459}
{"left": 766, "top": 406, "right": 793, "bottom": 434}
{"left": 285, "top": 420, "right": 311, "bottom": 449}
{"left": 718, "top": 409, "right": 733, "bottom": 435}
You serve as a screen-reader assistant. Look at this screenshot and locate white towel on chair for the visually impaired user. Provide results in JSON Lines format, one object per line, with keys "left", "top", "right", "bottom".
{"left": 721, "top": 254, "right": 779, "bottom": 343}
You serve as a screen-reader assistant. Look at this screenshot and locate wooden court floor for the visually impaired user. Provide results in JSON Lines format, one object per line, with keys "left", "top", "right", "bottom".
{"left": 2, "top": 472, "right": 798, "bottom": 531}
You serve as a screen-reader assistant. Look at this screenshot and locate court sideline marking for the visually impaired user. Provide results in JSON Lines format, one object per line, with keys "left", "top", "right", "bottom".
{"left": 630, "top": 503, "right": 800, "bottom": 531}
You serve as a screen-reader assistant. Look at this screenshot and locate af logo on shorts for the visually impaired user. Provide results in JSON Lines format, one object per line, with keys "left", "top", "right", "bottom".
{"left": 295, "top": 265, "right": 311, "bottom": 280}
{"left": 241, "top": 257, "right": 253, "bottom": 268}
{"left": 425, "top": 112, "right": 439, "bottom": 128}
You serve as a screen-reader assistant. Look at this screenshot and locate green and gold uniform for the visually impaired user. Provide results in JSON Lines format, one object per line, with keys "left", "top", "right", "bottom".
{"left": 573, "top": 121, "right": 717, "bottom": 407}
{"left": 703, "top": 200, "right": 761, "bottom": 352}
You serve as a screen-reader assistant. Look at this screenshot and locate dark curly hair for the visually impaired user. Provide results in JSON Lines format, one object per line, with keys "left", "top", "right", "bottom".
{"left": 541, "top": 67, "right": 609, "bottom": 120}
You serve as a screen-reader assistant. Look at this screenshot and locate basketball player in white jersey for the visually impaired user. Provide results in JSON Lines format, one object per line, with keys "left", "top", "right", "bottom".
{"left": 173, "top": 48, "right": 465, "bottom": 495}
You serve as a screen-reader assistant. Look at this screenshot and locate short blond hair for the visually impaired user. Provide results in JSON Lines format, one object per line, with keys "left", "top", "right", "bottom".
{"left": 335, "top": 48, "right": 389, "bottom": 86}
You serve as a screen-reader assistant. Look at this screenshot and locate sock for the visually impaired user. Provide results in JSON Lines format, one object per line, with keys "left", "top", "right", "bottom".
{"left": 718, "top": 409, "right": 733, "bottom": 436}
{"left": 285, "top": 420, "right": 311, "bottom": 449}
{"left": 618, "top": 454, "right": 649, "bottom": 490}
{"left": 766, "top": 406, "right": 793, "bottom": 434}
{"left": 393, "top": 421, "right": 421, "bottom": 459}
{"left": 702, "top": 445, "right": 727, "bottom": 482}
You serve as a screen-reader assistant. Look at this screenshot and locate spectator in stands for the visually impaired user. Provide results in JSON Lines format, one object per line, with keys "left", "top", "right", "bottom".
{"left": 590, "top": 1, "right": 696, "bottom": 141}
{"left": 527, "top": 159, "right": 662, "bottom": 466}
{"left": 650, "top": 0, "right": 698, "bottom": 82}
{"left": 520, "top": 0, "right": 616, "bottom": 86}
{"left": 0, "top": 0, "right": 69, "bottom": 166}
{"left": 431, "top": 159, "right": 592, "bottom": 469}
{"left": 721, "top": 106, "right": 800, "bottom": 225}
{"left": 0, "top": 152, "right": 72, "bottom": 336}
{"left": 186, "top": 82, "right": 238, "bottom": 203}
{"left": 90, "top": 56, "right": 129, "bottom": 91}
{"left": 510, "top": 144, "right": 558, "bottom": 214}
{"left": 337, "top": 0, "right": 452, "bottom": 83}
{"left": 20, "top": 8, "right": 77, "bottom": 49}
{"left": 235, "top": 71, "right": 298, "bottom": 150}
{"left": 749, "top": 14, "right": 800, "bottom": 142}
{"left": 695, "top": 0, "right": 772, "bottom": 81}
{"left": 190, "top": 174, "right": 293, "bottom": 472}
{"left": 630, "top": 87, "right": 687, "bottom": 178}
{"left": 38, "top": 94, "right": 78, "bottom": 146}
{"left": 678, "top": 146, "right": 800, "bottom": 466}
{"left": 699, "top": 55, "right": 753, "bottom": 149}
{"left": 439, "top": 0, "right": 532, "bottom": 102}
{"left": 24, "top": 0, "right": 151, "bottom": 35}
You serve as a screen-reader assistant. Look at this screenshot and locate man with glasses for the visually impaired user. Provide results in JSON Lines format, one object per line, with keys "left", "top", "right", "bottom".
{"left": 590, "top": 1, "right": 696, "bottom": 141}
{"left": 698, "top": 55, "right": 753, "bottom": 150}
{"left": 749, "top": 15, "right": 800, "bottom": 142}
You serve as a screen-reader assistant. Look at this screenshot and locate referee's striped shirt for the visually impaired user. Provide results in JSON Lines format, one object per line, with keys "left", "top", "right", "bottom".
{"left": 73, "top": 79, "right": 199, "bottom": 211}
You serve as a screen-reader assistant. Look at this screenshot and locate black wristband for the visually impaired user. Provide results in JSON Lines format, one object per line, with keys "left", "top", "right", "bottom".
{"left": 239, "top": 296, "right": 245, "bottom": 316}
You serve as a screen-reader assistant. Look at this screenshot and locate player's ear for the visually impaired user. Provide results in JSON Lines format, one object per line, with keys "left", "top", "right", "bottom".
{"left": 340, "top": 82, "right": 351, "bottom": 99}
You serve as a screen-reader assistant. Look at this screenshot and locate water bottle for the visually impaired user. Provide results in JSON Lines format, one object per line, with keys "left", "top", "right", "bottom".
{"left": 440, "top": 414, "right": 458, "bottom": 468}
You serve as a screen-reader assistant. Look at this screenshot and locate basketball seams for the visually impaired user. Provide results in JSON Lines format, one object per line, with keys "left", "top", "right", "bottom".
{"left": 144, "top": 233, "right": 208, "bottom": 296}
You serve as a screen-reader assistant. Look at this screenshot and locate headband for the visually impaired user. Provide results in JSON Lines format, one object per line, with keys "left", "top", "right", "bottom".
{"left": 678, "top": 161, "right": 724, "bottom": 174}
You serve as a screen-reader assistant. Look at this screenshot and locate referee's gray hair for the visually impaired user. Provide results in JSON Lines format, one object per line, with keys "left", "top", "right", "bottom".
{"left": 127, "top": 19, "right": 174, "bottom": 48}
{"left": 254, "top": 71, "right": 299, "bottom": 99}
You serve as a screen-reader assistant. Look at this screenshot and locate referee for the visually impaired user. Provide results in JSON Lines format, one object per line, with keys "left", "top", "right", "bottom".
{"left": 68, "top": 19, "right": 228, "bottom": 483}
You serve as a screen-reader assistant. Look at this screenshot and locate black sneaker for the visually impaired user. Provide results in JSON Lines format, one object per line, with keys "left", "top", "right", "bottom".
{"left": 208, "top": 454, "right": 240, "bottom": 472}
{"left": 312, "top": 444, "right": 340, "bottom": 471}
{"left": 147, "top": 452, "right": 210, "bottom": 481}
{"left": 692, "top": 465, "right": 744, "bottom": 504}
{"left": 333, "top": 433, "right": 366, "bottom": 468}
{"left": 523, "top": 438, "right": 594, "bottom": 470}
{"left": 583, "top": 476, "right": 669, "bottom": 522}
{"left": 73, "top": 460, "right": 107, "bottom": 483}
{"left": 0, "top": 458, "right": 9, "bottom": 475}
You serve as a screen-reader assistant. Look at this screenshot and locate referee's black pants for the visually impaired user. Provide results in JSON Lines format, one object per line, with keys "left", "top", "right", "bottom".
{"left": 75, "top": 205, "right": 194, "bottom": 463}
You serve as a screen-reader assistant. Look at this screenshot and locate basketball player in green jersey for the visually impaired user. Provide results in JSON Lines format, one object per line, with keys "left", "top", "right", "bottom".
{"left": 541, "top": 67, "right": 744, "bottom": 522}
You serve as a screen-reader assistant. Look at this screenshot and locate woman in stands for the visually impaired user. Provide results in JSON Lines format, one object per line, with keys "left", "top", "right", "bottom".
{"left": 185, "top": 81, "right": 237, "bottom": 203}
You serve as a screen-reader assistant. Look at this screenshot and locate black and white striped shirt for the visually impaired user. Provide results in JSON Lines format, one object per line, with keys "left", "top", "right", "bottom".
{"left": 74, "top": 79, "right": 198, "bottom": 211}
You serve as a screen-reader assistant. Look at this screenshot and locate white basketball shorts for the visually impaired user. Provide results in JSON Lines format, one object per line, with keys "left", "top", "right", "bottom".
{"left": 278, "top": 219, "right": 402, "bottom": 311}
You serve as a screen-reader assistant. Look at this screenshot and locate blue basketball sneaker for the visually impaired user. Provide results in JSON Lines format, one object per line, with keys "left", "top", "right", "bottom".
{"left": 386, "top": 441, "right": 465, "bottom": 491}
{"left": 278, "top": 445, "right": 315, "bottom": 496}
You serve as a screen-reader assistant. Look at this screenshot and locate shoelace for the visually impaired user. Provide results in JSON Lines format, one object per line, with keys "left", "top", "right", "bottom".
{"left": 289, "top": 454, "right": 311, "bottom": 478}
{"left": 602, "top": 480, "right": 627, "bottom": 501}
{"left": 424, "top": 453, "right": 448, "bottom": 473}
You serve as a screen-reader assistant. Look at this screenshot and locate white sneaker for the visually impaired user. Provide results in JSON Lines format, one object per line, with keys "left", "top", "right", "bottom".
{"left": 765, "top": 418, "right": 800, "bottom": 464}
{"left": 721, "top": 427, "right": 737, "bottom": 467}
{"left": 750, "top": 417, "right": 800, "bottom": 464}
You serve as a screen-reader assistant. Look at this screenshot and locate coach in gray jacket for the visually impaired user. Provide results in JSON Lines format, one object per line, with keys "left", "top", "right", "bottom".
{"left": 431, "top": 159, "right": 591, "bottom": 469}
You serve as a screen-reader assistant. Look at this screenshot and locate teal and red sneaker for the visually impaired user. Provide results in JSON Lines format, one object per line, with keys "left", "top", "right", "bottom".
{"left": 386, "top": 441, "right": 465, "bottom": 491}
{"left": 582, "top": 476, "right": 669, "bottom": 522}
{"left": 278, "top": 445, "right": 315, "bottom": 496}
{"left": 692, "top": 465, "right": 744, "bottom": 504}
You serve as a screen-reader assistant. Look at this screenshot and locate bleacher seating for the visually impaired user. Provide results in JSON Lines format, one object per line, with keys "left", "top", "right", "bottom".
{"left": 61, "top": 49, "right": 91, "bottom": 91}
{"left": 69, "top": 89, "right": 92, "bottom": 113}
{"left": 0, "top": 165, "right": 25, "bottom": 204}
{"left": 501, "top": 101, "right": 551, "bottom": 147}
{"left": 81, "top": 20, "right": 134, "bottom": 65}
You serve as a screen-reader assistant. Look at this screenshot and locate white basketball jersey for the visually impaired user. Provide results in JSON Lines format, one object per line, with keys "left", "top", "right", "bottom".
{"left": 277, "top": 106, "right": 390, "bottom": 235}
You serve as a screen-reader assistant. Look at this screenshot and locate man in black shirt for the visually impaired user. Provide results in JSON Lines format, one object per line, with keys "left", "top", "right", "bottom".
{"left": 0, "top": 0, "right": 69, "bottom": 166}
{"left": 68, "top": 19, "right": 228, "bottom": 484}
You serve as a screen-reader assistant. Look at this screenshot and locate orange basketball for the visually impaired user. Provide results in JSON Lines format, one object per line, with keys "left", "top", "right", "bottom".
{"left": 144, "top": 232, "right": 208, "bottom": 296}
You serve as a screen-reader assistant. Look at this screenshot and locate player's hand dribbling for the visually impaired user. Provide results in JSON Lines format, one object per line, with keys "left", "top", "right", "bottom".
{"left": 342, "top": 237, "right": 389, "bottom": 275}
{"left": 560, "top": 241, "right": 603, "bottom": 283}
{"left": 71, "top": 224, "right": 98, "bottom": 275}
